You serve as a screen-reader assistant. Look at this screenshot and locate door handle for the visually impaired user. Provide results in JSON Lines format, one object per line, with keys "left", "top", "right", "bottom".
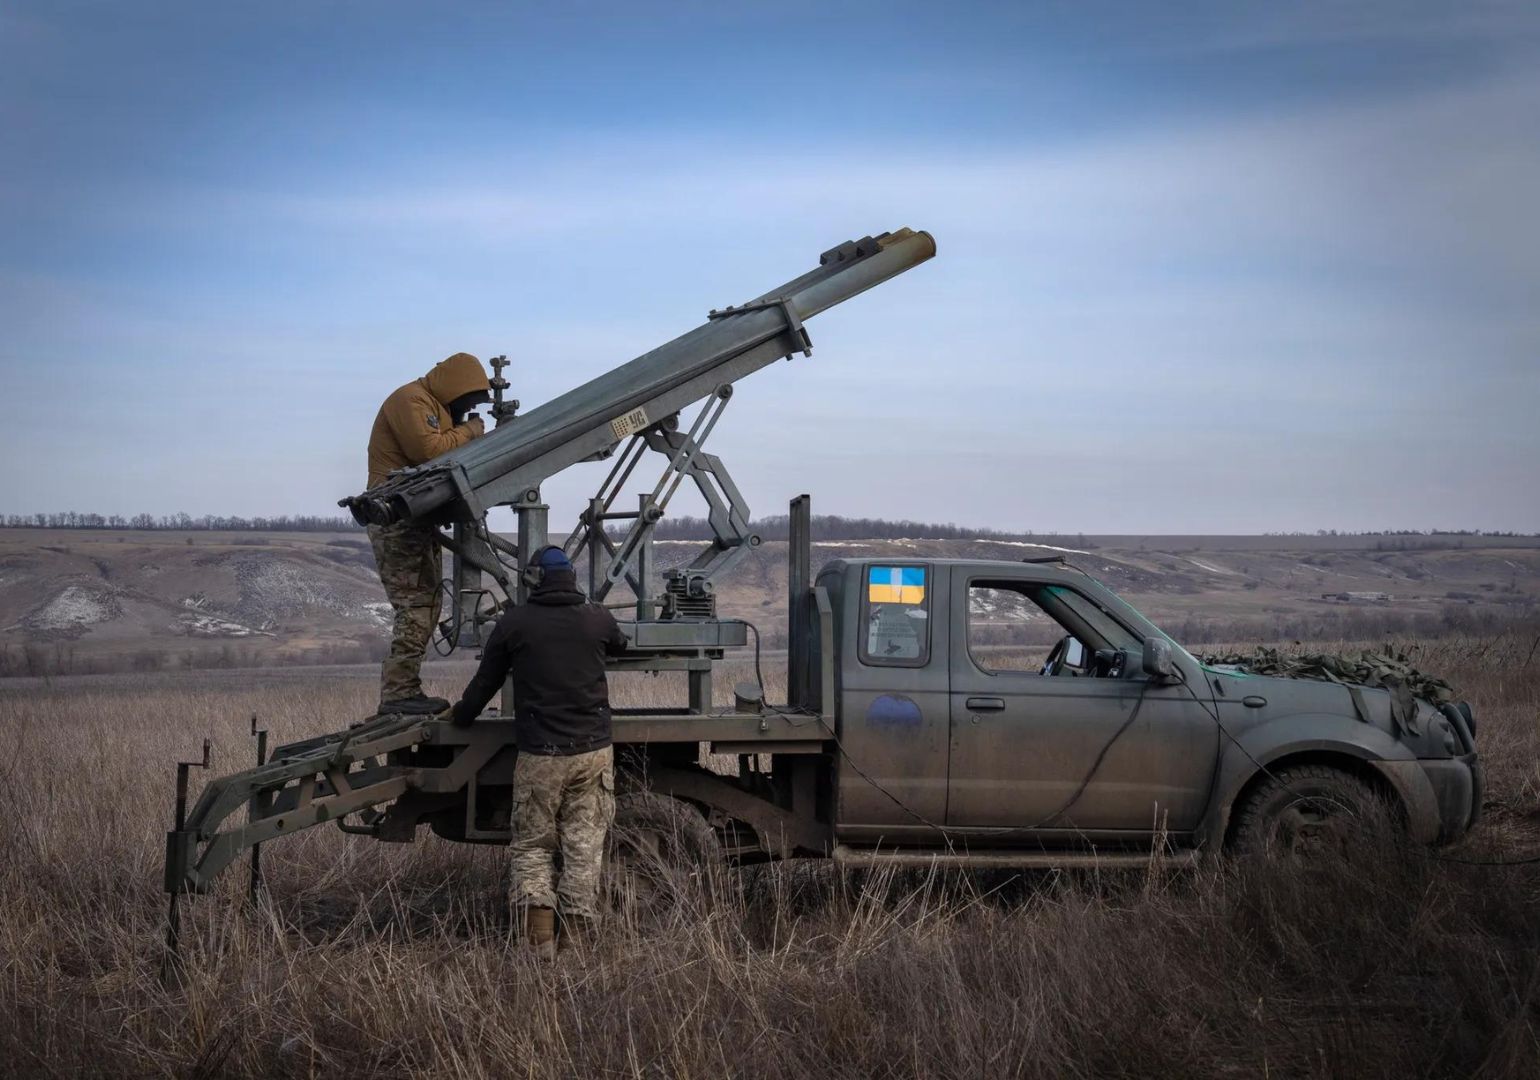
{"left": 966, "top": 696, "right": 1006, "bottom": 712}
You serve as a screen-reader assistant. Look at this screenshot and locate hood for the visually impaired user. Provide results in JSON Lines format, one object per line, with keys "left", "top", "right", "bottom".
{"left": 1207, "top": 666, "right": 1397, "bottom": 730}
{"left": 530, "top": 568, "right": 586, "bottom": 606}
{"left": 422, "top": 352, "right": 490, "bottom": 407}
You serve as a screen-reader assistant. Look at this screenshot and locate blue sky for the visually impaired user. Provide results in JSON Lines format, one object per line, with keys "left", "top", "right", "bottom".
{"left": 2, "top": 1, "right": 1537, "bottom": 533}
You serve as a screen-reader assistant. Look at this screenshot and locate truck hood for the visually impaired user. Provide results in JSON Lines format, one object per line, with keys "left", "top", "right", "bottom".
{"left": 1205, "top": 665, "right": 1398, "bottom": 732}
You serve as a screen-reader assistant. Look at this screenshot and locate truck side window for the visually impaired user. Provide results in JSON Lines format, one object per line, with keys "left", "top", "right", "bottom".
{"left": 968, "top": 585, "right": 1060, "bottom": 673}
{"left": 968, "top": 581, "right": 1141, "bottom": 676}
{"left": 860, "top": 564, "right": 930, "bottom": 667}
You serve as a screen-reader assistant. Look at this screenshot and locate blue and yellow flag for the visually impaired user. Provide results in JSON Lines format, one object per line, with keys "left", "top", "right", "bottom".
{"left": 868, "top": 565, "right": 925, "bottom": 605}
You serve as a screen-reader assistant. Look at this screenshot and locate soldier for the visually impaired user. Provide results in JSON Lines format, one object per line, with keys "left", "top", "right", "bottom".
{"left": 447, "top": 546, "right": 629, "bottom": 959}
{"left": 366, "top": 352, "right": 491, "bottom": 715}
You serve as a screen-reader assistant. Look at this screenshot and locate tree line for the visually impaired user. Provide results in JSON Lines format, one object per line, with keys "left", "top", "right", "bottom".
{"left": 4, "top": 510, "right": 1037, "bottom": 541}
{"left": 1265, "top": 528, "right": 1534, "bottom": 538}
{"left": 9, "top": 511, "right": 1529, "bottom": 541}
{"left": 647, "top": 514, "right": 1050, "bottom": 543}
{"left": 1, "top": 512, "right": 361, "bottom": 532}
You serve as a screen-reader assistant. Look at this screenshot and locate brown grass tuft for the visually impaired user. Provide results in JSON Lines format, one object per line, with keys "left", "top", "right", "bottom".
{"left": 0, "top": 633, "right": 1537, "bottom": 1077}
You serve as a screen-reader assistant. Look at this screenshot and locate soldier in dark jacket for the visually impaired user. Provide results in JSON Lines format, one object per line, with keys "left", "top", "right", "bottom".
{"left": 448, "top": 546, "right": 628, "bottom": 958}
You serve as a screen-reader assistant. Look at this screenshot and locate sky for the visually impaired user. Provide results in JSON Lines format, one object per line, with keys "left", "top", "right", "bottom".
{"left": 2, "top": 0, "right": 1537, "bottom": 535}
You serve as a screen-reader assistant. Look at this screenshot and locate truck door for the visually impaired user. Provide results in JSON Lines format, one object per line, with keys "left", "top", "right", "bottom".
{"left": 831, "top": 562, "right": 952, "bottom": 845}
{"left": 945, "top": 569, "right": 1218, "bottom": 838}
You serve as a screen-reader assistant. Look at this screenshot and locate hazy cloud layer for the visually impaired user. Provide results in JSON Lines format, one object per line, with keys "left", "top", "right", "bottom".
{"left": 1, "top": 2, "right": 1536, "bottom": 533}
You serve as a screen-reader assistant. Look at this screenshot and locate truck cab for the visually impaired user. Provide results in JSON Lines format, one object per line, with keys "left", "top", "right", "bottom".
{"left": 823, "top": 558, "right": 1219, "bottom": 850}
{"left": 818, "top": 557, "right": 1480, "bottom": 860}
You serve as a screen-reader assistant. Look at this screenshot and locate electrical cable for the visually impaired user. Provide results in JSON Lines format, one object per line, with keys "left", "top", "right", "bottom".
{"left": 735, "top": 619, "right": 820, "bottom": 729}
{"left": 430, "top": 579, "right": 459, "bottom": 657}
{"left": 1172, "top": 666, "right": 1273, "bottom": 777}
{"left": 1417, "top": 849, "right": 1540, "bottom": 867}
{"left": 429, "top": 580, "right": 497, "bottom": 657}
{"left": 735, "top": 618, "right": 1153, "bottom": 837}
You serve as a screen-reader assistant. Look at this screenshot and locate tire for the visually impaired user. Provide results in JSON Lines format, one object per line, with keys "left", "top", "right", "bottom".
{"left": 603, "top": 791, "right": 724, "bottom": 922}
{"left": 1228, "top": 764, "right": 1394, "bottom": 857}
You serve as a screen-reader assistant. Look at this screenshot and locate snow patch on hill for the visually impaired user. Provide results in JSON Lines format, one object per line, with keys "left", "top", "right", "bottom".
{"left": 27, "top": 586, "right": 121, "bottom": 634}
{"left": 1184, "top": 557, "right": 1239, "bottom": 576}
{"left": 231, "top": 557, "right": 382, "bottom": 625}
{"left": 177, "top": 613, "right": 275, "bottom": 637}
{"left": 975, "top": 539, "right": 1092, "bottom": 555}
{"left": 176, "top": 595, "right": 272, "bottom": 637}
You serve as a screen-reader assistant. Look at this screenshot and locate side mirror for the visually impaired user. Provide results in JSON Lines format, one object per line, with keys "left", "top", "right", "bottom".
{"left": 1063, "top": 637, "right": 1086, "bottom": 669}
{"left": 1142, "top": 637, "right": 1176, "bottom": 681}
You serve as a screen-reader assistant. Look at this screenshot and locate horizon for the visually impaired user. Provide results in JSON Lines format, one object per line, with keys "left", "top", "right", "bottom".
{"left": 3, "top": 1, "right": 1537, "bottom": 534}
{"left": 3, "top": 508, "right": 1536, "bottom": 541}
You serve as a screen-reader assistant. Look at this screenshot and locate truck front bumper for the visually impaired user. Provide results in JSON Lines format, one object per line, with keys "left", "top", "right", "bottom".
{"left": 1373, "top": 752, "right": 1482, "bottom": 845}
{"left": 1418, "top": 752, "right": 1483, "bottom": 843}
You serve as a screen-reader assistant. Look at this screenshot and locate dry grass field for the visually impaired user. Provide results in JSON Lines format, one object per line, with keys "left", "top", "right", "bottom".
{"left": 1, "top": 632, "right": 1538, "bottom": 1078}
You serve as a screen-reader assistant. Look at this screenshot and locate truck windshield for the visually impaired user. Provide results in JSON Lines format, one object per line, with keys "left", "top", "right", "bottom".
{"left": 1042, "top": 585, "right": 1142, "bottom": 652}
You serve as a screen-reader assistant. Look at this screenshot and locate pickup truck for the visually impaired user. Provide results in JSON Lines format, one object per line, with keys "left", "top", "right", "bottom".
{"left": 165, "top": 530, "right": 1483, "bottom": 896}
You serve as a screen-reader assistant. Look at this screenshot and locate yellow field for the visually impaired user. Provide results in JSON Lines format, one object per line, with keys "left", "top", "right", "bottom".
{"left": 0, "top": 633, "right": 1537, "bottom": 1077}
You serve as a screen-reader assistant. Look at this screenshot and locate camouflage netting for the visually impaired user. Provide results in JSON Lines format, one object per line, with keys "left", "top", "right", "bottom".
{"left": 1199, "top": 646, "right": 1459, "bottom": 734}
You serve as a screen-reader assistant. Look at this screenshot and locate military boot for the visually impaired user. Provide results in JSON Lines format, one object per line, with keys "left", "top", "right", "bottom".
{"left": 377, "top": 692, "right": 450, "bottom": 716}
{"left": 524, "top": 905, "right": 557, "bottom": 963}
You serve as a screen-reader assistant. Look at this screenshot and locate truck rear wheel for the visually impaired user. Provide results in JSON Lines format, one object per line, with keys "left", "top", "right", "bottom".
{"left": 604, "top": 791, "right": 723, "bottom": 921}
{"left": 1229, "top": 764, "right": 1393, "bottom": 857}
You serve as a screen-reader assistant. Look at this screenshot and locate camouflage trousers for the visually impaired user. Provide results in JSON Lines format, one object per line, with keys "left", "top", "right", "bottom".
{"left": 367, "top": 521, "right": 442, "bottom": 703}
{"left": 510, "top": 746, "right": 615, "bottom": 918}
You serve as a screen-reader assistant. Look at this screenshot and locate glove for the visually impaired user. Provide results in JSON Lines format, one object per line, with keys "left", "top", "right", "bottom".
{"left": 460, "top": 415, "right": 485, "bottom": 439}
{"left": 445, "top": 705, "right": 474, "bottom": 728}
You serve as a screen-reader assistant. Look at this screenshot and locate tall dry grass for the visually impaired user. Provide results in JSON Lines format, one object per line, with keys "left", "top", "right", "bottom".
{"left": 0, "top": 633, "right": 1536, "bottom": 1078}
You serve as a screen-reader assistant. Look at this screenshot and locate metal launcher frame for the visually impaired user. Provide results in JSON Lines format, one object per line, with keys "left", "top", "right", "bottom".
{"left": 339, "top": 227, "right": 934, "bottom": 685}
{"left": 162, "top": 228, "right": 935, "bottom": 907}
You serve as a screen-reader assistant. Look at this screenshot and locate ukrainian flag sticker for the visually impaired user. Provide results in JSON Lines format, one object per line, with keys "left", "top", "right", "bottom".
{"left": 868, "top": 565, "right": 925, "bottom": 605}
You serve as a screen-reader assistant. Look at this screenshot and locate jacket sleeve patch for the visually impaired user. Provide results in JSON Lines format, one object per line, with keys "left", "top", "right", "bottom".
{"left": 425, "top": 413, "right": 440, "bottom": 429}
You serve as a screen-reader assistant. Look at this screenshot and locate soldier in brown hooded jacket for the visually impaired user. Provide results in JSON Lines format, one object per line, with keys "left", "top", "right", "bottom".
{"left": 365, "top": 352, "right": 491, "bottom": 714}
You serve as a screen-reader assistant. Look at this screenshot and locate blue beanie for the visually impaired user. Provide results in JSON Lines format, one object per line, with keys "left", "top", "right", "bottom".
{"left": 537, "top": 547, "right": 572, "bottom": 573}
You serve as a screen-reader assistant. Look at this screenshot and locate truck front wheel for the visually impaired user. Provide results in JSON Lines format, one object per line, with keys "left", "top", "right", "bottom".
{"left": 1229, "top": 764, "right": 1394, "bottom": 856}
{"left": 604, "top": 791, "right": 723, "bottom": 920}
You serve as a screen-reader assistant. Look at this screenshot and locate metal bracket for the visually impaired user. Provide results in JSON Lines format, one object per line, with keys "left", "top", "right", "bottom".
{"left": 247, "top": 716, "right": 267, "bottom": 907}
{"left": 708, "top": 296, "right": 813, "bottom": 357}
{"left": 162, "top": 737, "right": 211, "bottom": 981}
{"left": 565, "top": 385, "right": 759, "bottom": 615}
{"left": 488, "top": 353, "right": 520, "bottom": 423}
{"left": 438, "top": 464, "right": 518, "bottom": 648}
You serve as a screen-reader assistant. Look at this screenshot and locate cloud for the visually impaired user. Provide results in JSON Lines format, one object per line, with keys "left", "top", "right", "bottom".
{"left": 2, "top": 36, "right": 1536, "bottom": 531}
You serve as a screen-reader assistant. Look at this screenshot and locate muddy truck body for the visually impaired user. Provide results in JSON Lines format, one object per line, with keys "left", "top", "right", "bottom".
{"left": 164, "top": 229, "right": 1482, "bottom": 900}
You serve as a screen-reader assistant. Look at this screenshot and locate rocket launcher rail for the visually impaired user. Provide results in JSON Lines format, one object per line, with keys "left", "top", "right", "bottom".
{"left": 341, "top": 227, "right": 936, "bottom": 527}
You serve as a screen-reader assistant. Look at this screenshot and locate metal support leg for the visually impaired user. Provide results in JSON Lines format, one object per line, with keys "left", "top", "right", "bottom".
{"left": 636, "top": 493, "right": 655, "bottom": 619}
{"left": 504, "top": 490, "right": 548, "bottom": 716}
{"left": 451, "top": 521, "right": 481, "bottom": 648}
{"left": 787, "top": 495, "right": 812, "bottom": 710}
{"left": 587, "top": 497, "right": 605, "bottom": 599}
{"left": 687, "top": 660, "right": 713, "bottom": 715}
{"left": 247, "top": 716, "right": 268, "bottom": 908}
{"left": 162, "top": 739, "right": 210, "bottom": 984}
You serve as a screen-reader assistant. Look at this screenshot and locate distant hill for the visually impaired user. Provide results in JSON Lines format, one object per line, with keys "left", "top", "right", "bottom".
{"left": 2, "top": 527, "right": 1536, "bottom": 676}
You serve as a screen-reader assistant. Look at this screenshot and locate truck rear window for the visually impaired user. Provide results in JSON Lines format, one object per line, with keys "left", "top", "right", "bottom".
{"left": 861, "top": 564, "right": 930, "bottom": 667}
